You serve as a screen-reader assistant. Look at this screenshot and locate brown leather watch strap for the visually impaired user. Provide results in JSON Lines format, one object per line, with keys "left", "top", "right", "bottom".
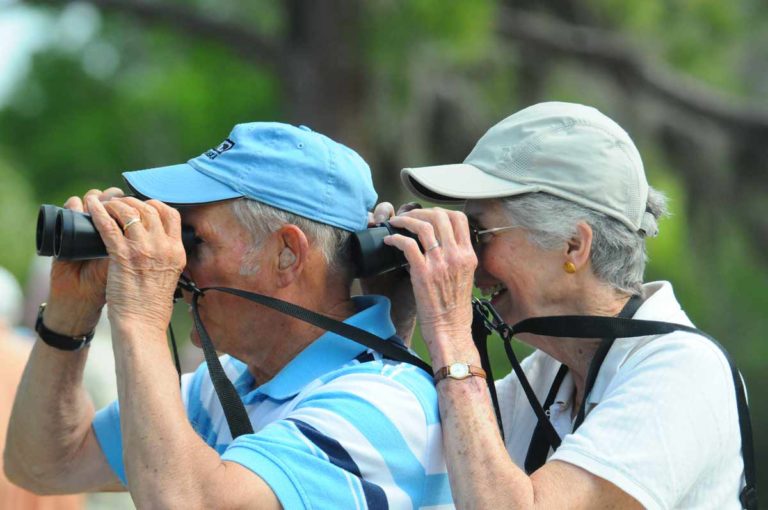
{"left": 434, "top": 363, "right": 487, "bottom": 384}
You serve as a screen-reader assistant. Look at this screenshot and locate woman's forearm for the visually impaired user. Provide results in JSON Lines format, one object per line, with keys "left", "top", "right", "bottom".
{"left": 436, "top": 363, "right": 534, "bottom": 509}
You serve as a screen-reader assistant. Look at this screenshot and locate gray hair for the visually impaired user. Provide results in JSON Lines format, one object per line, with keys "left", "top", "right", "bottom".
{"left": 230, "top": 199, "right": 353, "bottom": 281}
{"left": 498, "top": 188, "right": 669, "bottom": 295}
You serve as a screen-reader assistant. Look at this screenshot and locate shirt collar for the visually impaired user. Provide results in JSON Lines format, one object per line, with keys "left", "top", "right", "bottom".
{"left": 587, "top": 281, "right": 689, "bottom": 405}
{"left": 244, "top": 295, "right": 396, "bottom": 401}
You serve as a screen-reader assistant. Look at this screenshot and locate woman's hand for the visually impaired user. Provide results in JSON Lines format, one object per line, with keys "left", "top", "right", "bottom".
{"left": 383, "top": 207, "right": 478, "bottom": 366}
{"left": 359, "top": 201, "right": 422, "bottom": 344}
{"left": 86, "top": 196, "right": 186, "bottom": 336}
{"left": 44, "top": 188, "right": 124, "bottom": 336}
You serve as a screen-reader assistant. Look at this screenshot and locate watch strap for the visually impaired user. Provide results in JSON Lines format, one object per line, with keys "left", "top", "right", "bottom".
{"left": 434, "top": 363, "right": 486, "bottom": 384}
{"left": 35, "top": 303, "right": 95, "bottom": 351}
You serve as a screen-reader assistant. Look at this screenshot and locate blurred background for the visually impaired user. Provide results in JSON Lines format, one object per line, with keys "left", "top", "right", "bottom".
{"left": 0, "top": 0, "right": 766, "bottom": 507}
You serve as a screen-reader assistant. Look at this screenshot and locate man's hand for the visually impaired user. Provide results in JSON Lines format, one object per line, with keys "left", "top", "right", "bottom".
{"left": 44, "top": 188, "right": 124, "bottom": 336}
{"left": 359, "top": 201, "right": 421, "bottom": 344}
{"left": 87, "top": 196, "right": 186, "bottom": 334}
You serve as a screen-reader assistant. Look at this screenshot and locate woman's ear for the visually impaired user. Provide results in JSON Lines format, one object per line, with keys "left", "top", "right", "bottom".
{"left": 565, "top": 221, "right": 593, "bottom": 271}
{"left": 275, "top": 224, "right": 309, "bottom": 287}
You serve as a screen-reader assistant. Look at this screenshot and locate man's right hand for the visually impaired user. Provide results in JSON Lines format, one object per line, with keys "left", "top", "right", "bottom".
{"left": 43, "top": 187, "right": 125, "bottom": 336}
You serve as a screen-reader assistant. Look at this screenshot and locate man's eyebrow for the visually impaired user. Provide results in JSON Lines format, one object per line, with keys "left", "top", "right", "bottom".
{"left": 181, "top": 214, "right": 210, "bottom": 236}
{"left": 194, "top": 222, "right": 216, "bottom": 238}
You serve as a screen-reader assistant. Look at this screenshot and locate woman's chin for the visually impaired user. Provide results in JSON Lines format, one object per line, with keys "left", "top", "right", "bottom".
{"left": 491, "top": 290, "right": 512, "bottom": 314}
{"left": 491, "top": 290, "right": 518, "bottom": 324}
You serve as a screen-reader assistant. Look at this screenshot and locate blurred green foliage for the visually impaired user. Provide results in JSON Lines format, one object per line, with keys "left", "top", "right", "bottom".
{"left": 0, "top": 157, "right": 36, "bottom": 278}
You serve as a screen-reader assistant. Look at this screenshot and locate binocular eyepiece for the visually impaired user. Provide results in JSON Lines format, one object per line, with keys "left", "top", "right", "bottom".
{"left": 36, "top": 204, "right": 196, "bottom": 261}
{"left": 348, "top": 222, "right": 420, "bottom": 278}
{"left": 36, "top": 204, "right": 418, "bottom": 277}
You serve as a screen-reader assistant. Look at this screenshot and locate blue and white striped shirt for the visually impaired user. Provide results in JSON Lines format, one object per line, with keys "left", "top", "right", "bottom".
{"left": 93, "top": 295, "right": 455, "bottom": 509}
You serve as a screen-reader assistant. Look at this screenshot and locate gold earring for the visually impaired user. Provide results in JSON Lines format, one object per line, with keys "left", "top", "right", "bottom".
{"left": 564, "top": 261, "right": 576, "bottom": 274}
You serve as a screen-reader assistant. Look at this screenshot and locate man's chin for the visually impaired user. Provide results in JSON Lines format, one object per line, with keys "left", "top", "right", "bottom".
{"left": 189, "top": 329, "right": 202, "bottom": 348}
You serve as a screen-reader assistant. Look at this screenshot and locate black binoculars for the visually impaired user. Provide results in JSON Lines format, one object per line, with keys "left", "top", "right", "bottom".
{"left": 36, "top": 204, "right": 196, "bottom": 261}
{"left": 349, "top": 222, "right": 420, "bottom": 278}
{"left": 36, "top": 204, "right": 417, "bottom": 277}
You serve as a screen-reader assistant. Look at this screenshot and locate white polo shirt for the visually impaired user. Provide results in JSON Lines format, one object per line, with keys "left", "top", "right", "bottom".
{"left": 496, "top": 281, "right": 745, "bottom": 509}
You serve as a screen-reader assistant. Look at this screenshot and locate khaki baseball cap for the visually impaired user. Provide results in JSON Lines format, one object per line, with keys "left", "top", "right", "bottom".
{"left": 401, "top": 102, "right": 656, "bottom": 235}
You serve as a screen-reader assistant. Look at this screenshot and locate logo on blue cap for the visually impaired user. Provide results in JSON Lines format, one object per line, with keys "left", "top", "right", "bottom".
{"left": 204, "top": 138, "right": 236, "bottom": 160}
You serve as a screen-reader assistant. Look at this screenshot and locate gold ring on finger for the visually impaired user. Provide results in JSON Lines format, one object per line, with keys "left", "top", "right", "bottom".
{"left": 123, "top": 217, "right": 141, "bottom": 232}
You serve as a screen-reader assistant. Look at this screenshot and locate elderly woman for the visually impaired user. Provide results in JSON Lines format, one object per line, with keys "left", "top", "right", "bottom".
{"left": 378, "top": 102, "right": 750, "bottom": 509}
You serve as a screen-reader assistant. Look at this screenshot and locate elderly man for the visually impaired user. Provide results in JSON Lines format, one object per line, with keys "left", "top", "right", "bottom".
{"left": 5, "top": 123, "right": 454, "bottom": 509}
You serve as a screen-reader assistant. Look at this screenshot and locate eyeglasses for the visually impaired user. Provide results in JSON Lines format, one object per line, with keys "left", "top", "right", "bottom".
{"left": 470, "top": 225, "right": 518, "bottom": 247}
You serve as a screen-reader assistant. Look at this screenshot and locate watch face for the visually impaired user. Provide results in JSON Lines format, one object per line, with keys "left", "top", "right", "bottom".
{"left": 449, "top": 363, "right": 470, "bottom": 379}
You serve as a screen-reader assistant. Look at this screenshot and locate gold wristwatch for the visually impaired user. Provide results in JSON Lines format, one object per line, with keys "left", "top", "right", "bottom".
{"left": 434, "top": 362, "right": 486, "bottom": 384}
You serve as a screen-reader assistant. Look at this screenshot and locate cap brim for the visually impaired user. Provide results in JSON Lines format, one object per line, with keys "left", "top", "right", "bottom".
{"left": 401, "top": 163, "right": 535, "bottom": 203}
{"left": 122, "top": 163, "right": 242, "bottom": 206}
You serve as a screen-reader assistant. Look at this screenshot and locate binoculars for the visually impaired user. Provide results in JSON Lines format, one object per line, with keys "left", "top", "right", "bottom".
{"left": 37, "top": 204, "right": 418, "bottom": 277}
{"left": 36, "top": 204, "right": 196, "bottom": 261}
{"left": 349, "top": 222, "right": 420, "bottom": 278}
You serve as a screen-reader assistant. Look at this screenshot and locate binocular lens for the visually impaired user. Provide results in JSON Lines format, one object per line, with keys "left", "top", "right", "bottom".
{"left": 36, "top": 204, "right": 196, "bottom": 261}
{"left": 36, "top": 204, "right": 58, "bottom": 257}
{"left": 54, "top": 208, "right": 108, "bottom": 260}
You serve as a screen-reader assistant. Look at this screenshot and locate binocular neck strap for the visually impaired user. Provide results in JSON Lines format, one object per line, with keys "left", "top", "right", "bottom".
{"left": 523, "top": 295, "right": 643, "bottom": 473}
{"left": 191, "top": 290, "right": 255, "bottom": 438}
{"left": 471, "top": 304, "right": 505, "bottom": 442}
{"left": 176, "top": 278, "right": 433, "bottom": 441}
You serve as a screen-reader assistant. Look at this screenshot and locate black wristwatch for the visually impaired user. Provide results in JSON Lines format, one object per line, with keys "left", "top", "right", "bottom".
{"left": 35, "top": 303, "right": 95, "bottom": 351}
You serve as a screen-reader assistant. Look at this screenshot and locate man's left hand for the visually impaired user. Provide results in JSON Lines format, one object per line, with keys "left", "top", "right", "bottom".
{"left": 87, "top": 195, "right": 186, "bottom": 334}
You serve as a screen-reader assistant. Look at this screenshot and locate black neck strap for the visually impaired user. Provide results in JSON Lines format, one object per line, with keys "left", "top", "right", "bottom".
{"left": 471, "top": 298, "right": 757, "bottom": 510}
{"left": 523, "top": 363, "right": 568, "bottom": 474}
{"left": 174, "top": 277, "right": 432, "bottom": 440}
{"left": 472, "top": 306, "right": 505, "bottom": 441}
{"left": 524, "top": 295, "right": 644, "bottom": 473}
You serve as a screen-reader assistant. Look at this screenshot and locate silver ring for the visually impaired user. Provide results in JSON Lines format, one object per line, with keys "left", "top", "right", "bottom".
{"left": 425, "top": 242, "right": 441, "bottom": 253}
{"left": 122, "top": 217, "right": 141, "bottom": 232}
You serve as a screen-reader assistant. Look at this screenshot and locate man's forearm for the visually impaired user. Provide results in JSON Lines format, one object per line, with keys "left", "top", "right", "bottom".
{"left": 111, "top": 322, "right": 228, "bottom": 507}
{"left": 4, "top": 339, "right": 95, "bottom": 490}
{"left": 110, "top": 321, "right": 280, "bottom": 508}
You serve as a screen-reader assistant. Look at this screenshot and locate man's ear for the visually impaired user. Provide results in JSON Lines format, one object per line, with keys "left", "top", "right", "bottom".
{"left": 565, "top": 221, "right": 593, "bottom": 271}
{"left": 275, "top": 224, "right": 309, "bottom": 287}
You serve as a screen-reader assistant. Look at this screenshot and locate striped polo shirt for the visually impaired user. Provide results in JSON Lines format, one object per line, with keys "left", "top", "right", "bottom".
{"left": 93, "top": 295, "right": 455, "bottom": 509}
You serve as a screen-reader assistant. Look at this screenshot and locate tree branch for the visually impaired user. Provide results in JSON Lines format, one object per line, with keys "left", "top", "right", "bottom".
{"left": 27, "top": 0, "right": 281, "bottom": 70}
{"left": 497, "top": 8, "right": 768, "bottom": 135}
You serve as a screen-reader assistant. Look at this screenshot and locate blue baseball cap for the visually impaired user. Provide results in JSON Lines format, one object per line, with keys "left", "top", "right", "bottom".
{"left": 122, "top": 122, "right": 377, "bottom": 232}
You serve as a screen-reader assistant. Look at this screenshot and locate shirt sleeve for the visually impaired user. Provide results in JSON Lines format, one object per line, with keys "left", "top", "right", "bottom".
{"left": 549, "top": 333, "right": 740, "bottom": 510}
{"left": 92, "top": 400, "right": 126, "bottom": 485}
{"left": 221, "top": 369, "right": 451, "bottom": 510}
